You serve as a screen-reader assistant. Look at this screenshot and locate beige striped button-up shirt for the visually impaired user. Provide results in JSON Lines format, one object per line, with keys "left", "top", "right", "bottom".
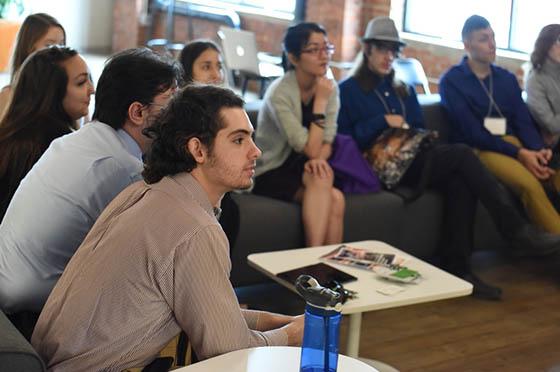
{"left": 31, "top": 172, "right": 287, "bottom": 371}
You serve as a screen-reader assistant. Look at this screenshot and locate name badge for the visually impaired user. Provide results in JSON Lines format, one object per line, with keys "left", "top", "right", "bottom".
{"left": 484, "top": 117, "right": 506, "bottom": 135}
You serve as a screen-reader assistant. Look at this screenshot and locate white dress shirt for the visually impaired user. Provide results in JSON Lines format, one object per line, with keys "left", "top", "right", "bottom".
{"left": 0, "top": 120, "right": 143, "bottom": 313}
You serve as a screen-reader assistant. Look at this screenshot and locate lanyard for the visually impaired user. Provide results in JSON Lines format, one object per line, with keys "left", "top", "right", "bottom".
{"left": 373, "top": 88, "right": 407, "bottom": 119}
{"left": 476, "top": 71, "right": 505, "bottom": 118}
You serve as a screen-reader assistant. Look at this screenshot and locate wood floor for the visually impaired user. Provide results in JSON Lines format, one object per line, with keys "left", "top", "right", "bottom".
{"left": 342, "top": 251, "right": 560, "bottom": 371}
{"left": 239, "top": 251, "right": 560, "bottom": 371}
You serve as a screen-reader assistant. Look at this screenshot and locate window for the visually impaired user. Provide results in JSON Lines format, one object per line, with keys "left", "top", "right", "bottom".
{"left": 509, "top": 0, "right": 559, "bottom": 52}
{"left": 182, "top": 0, "right": 298, "bottom": 21}
{"left": 403, "top": 0, "right": 560, "bottom": 54}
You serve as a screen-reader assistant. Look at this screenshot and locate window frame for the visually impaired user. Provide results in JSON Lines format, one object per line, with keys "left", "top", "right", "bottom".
{"left": 178, "top": 0, "right": 304, "bottom": 21}
{"left": 401, "top": 0, "right": 541, "bottom": 55}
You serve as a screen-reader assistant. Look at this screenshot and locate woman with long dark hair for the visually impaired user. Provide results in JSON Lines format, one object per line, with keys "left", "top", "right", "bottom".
{"left": 0, "top": 46, "right": 94, "bottom": 220}
{"left": 526, "top": 24, "right": 560, "bottom": 147}
{"left": 253, "top": 22, "right": 345, "bottom": 247}
{"left": 0, "top": 13, "right": 65, "bottom": 115}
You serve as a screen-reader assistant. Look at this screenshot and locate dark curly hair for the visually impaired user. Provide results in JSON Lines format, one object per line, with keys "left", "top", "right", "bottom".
{"left": 530, "top": 24, "right": 560, "bottom": 70}
{"left": 142, "top": 85, "right": 244, "bottom": 184}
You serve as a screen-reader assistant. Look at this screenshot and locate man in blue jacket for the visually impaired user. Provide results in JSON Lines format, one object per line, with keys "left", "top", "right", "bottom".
{"left": 440, "top": 15, "right": 560, "bottom": 233}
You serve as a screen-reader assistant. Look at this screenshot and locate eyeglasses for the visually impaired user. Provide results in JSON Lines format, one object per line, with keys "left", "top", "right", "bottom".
{"left": 301, "top": 43, "right": 336, "bottom": 56}
{"left": 372, "top": 42, "right": 401, "bottom": 57}
{"left": 145, "top": 102, "right": 166, "bottom": 111}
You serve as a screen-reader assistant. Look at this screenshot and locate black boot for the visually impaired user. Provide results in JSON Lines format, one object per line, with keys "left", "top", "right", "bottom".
{"left": 462, "top": 272, "right": 502, "bottom": 301}
{"left": 509, "top": 225, "right": 560, "bottom": 258}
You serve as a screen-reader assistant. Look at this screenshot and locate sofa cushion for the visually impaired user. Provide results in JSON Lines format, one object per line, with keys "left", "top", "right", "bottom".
{"left": 343, "top": 191, "right": 404, "bottom": 246}
{"left": 230, "top": 193, "right": 304, "bottom": 286}
{"left": 0, "top": 311, "right": 45, "bottom": 372}
{"left": 418, "top": 94, "right": 450, "bottom": 143}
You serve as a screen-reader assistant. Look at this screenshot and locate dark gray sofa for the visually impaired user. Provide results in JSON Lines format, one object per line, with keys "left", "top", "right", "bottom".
{"left": 0, "top": 310, "right": 45, "bottom": 372}
{"left": 230, "top": 95, "right": 507, "bottom": 287}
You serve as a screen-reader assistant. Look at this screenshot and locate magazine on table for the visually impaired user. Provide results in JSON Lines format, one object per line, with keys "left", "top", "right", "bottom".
{"left": 320, "top": 244, "right": 421, "bottom": 283}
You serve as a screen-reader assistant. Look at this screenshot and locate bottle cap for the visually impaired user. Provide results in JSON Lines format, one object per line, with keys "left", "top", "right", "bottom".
{"left": 295, "top": 275, "right": 343, "bottom": 311}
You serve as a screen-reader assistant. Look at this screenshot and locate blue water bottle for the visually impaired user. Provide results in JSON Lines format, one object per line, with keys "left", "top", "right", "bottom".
{"left": 296, "top": 275, "right": 343, "bottom": 372}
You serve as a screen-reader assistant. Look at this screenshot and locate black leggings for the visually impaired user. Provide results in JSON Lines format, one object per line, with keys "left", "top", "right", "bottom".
{"left": 400, "top": 144, "right": 524, "bottom": 275}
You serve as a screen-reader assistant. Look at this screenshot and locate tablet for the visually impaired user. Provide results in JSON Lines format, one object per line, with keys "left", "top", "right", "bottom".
{"left": 277, "top": 263, "right": 358, "bottom": 287}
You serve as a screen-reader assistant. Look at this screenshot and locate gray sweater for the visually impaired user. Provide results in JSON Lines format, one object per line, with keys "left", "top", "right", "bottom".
{"left": 526, "top": 58, "right": 560, "bottom": 145}
{"left": 255, "top": 70, "right": 339, "bottom": 176}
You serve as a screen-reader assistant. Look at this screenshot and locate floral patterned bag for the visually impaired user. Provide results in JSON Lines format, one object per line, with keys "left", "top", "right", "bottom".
{"left": 366, "top": 127, "right": 438, "bottom": 189}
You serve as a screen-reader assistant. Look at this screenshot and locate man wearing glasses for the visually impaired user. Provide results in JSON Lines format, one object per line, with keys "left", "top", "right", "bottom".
{"left": 0, "top": 48, "right": 181, "bottom": 328}
{"left": 31, "top": 85, "right": 303, "bottom": 371}
{"left": 440, "top": 15, "right": 560, "bottom": 233}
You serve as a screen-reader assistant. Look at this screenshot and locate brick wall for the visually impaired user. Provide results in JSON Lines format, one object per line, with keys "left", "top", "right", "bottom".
{"left": 111, "top": 0, "right": 527, "bottom": 90}
{"left": 402, "top": 40, "right": 527, "bottom": 92}
{"left": 146, "top": 12, "right": 289, "bottom": 55}
{"left": 361, "top": 0, "right": 390, "bottom": 31}
{"left": 112, "top": 0, "right": 386, "bottom": 59}
{"left": 402, "top": 43, "right": 456, "bottom": 93}
{"left": 117, "top": 5, "right": 290, "bottom": 55}
{"left": 112, "top": 0, "right": 140, "bottom": 53}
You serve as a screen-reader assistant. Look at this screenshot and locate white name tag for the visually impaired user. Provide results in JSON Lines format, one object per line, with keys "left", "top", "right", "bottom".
{"left": 484, "top": 117, "right": 506, "bottom": 135}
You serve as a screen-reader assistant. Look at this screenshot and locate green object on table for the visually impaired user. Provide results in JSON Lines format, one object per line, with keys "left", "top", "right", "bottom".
{"left": 391, "top": 267, "right": 420, "bottom": 279}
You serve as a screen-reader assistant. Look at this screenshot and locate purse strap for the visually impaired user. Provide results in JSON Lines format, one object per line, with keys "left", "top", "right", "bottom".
{"left": 373, "top": 88, "right": 407, "bottom": 119}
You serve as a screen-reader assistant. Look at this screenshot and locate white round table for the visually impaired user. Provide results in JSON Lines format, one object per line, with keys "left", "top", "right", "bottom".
{"left": 175, "top": 346, "right": 379, "bottom": 371}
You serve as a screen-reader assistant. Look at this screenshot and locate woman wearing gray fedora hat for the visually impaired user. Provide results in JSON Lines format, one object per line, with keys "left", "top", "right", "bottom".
{"left": 337, "top": 16, "right": 560, "bottom": 301}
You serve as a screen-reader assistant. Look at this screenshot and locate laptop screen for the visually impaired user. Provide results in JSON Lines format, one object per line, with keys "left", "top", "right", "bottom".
{"left": 218, "top": 27, "right": 260, "bottom": 74}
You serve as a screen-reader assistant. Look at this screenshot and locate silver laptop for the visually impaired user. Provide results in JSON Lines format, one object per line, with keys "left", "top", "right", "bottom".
{"left": 218, "top": 26, "right": 283, "bottom": 78}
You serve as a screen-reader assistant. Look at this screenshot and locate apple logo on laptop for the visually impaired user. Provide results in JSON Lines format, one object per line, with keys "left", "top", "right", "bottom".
{"left": 236, "top": 46, "right": 245, "bottom": 57}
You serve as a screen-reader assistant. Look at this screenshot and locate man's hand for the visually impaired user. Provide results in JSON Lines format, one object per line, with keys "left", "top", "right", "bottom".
{"left": 282, "top": 315, "right": 305, "bottom": 346}
{"left": 385, "top": 114, "right": 405, "bottom": 128}
{"left": 537, "top": 148, "right": 553, "bottom": 163}
{"left": 518, "top": 148, "right": 555, "bottom": 180}
{"left": 258, "top": 313, "right": 297, "bottom": 329}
